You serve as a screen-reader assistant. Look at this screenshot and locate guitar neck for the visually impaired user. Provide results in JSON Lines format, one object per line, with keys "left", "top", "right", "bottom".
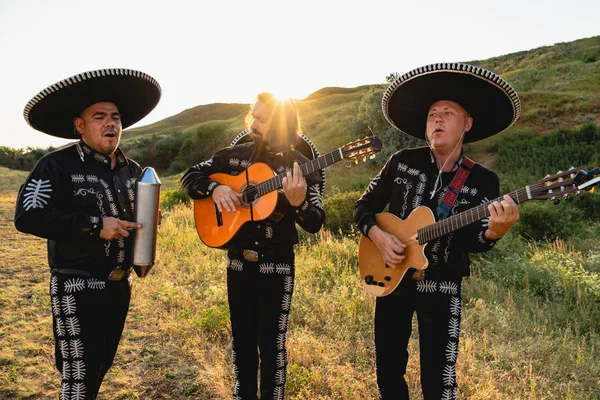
{"left": 417, "top": 186, "right": 532, "bottom": 244}
{"left": 251, "top": 149, "right": 344, "bottom": 197}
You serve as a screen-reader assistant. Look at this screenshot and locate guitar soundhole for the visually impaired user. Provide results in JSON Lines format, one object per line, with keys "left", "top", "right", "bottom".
{"left": 240, "top": 182, "right": 259, "bottom": 208}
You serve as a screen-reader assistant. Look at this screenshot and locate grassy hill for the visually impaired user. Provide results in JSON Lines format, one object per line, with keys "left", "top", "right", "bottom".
{"left": 2, "top": 36, "right": 600, "bottom": 398}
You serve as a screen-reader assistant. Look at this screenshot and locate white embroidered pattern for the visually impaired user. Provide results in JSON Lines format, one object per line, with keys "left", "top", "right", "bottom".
{"left": 443, "top": 364, "right": 456, "bottom": 386}
{"left": 72, "top": 360, "right": 86, "bottom": 380}
{"left": 70, "top": 339, "right": 84, "bottom": 359}
{"left": 86, "top": 175, "right": 98, "bottom": 183}
{"left": 240, "top": 160, "right": 252, "bottom": 168}
{"left": 23, "top": 179, "right": 52, "bottom": 210}
{"left": 64, "top": 279, "right": 86, "bottom": 293}
{"left": 278, "top": 314, "right": 289, "bottom": 331}
{"left": 266, "top": 226, "right": 273, "bottom": 239}
{"left": 52, "top": 297, "right": 61, "bottom": 315}
{"left": 441, "top": 387, "right": 457, "bottom": 400}
{"left": 446, "top": 341, "right": 459, "bottom": 363}
{"left": 55, "top": 318, "right": 66, "bottom": 336}
{"left": 284, "top": 276, "right": 293, "bottom": 293}
{"left": 71, "top": 174, "right": 85, "bottom": 183}
{"left": 277, "top": 332, "right": 286, "bottom": 351}
{"left": 450, "top": 297, "right": 462, "bottom": 316}
{"left": 51, "top": 275, "right": 58, "bottom": 295}
{"left": 87, "top": 279, "right": 106, "bottom": 290}
{"left": 364, "top": 175, "right": 381, "bottom": 194}
{"left": 259, "top": 263, "right": 275, "bottom": 274}
{"left": 282, "top": 294, "right": 292, "bottom": 311}
{"left": 275, "top": 263, "right": 291, "bottom": 275}
{"left": 58, "top": 340, "right": 68, "bottom": 357}
{"left": 439, "top": 281, "right": 459, "bottom": 295}
{"left": 308, "top": 184, "right": 323, "bottom": 209}
{"left": 61, "top": 295, "right": 76, "bottom": 315}
{"left": 227, "top": 258, "right": 243, "bottom": 272}
{"left": 229, "top": 158, "right": 240, "bottom": 166}
{"left": 397, "top": 163, "right": 408, "bottom": 172}
{"left": 416, "top": 280, "right": 437, "bottom": 293}
{"left": 66, "top": 317, "right": 81, "bottom": 336}
{"left": 448, "top": 318, "right": 460, "bottom": 338}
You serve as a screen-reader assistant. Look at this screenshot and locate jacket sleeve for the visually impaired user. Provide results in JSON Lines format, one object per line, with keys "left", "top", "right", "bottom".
{"left": 14, "top": 156, "right": 98, "bottom": 240}
{"left": 293, "top": 165, "right": 325, "bottom": 234}
{"left": 180, "top": 148, "right": 229, "bottom": 200}
{"left": 455, "top": 168, "right": 501, "bottom": 253}
{"left": 354, "top": 152, "right": 399, "bottom": 237}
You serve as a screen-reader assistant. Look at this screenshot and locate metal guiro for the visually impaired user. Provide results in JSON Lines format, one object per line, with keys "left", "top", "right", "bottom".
{"left": 132, "top": 167, "right": 161, "bottom": 277}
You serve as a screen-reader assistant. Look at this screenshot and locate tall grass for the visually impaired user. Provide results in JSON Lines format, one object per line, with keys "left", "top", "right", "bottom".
{"left": 1, "top": 186, "right": 600, "bottom": 398}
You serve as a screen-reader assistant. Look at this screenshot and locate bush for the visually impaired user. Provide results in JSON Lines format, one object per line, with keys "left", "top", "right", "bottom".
{"left": 160, "top": 188, "right": 191, "bottom": 210}
{"left": 513, "top": 201, "right": 585, "bottom": 241}
{"left": 323, "top": 190, "right": 362, "bottom": 235}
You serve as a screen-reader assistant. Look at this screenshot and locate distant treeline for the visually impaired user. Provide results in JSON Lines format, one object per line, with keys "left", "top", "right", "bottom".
{"left": 0, "top": 146, "right": 56, "bottom": 172}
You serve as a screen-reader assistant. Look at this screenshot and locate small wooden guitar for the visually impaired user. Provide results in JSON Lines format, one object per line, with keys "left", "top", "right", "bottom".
{"left": 194, "top": 136, "right": 382, "bottom": 248}
{"left": 359, "top": 167, "right": 600, "bottom": 297}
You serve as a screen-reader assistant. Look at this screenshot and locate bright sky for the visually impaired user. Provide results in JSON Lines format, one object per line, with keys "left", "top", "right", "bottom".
{"left": 1, "top": 0, "right": 598, "bottom": 149}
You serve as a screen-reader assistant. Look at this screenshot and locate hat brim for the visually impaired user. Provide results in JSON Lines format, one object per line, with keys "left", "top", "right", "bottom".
{"left": 382, "top": 64, "right": 521, "bottom": 143}
{"left": 230, "top": 130, "right": 326, "bottom": 196}
{"left": 24, "top": 69, "right": 161, "bottom": 139}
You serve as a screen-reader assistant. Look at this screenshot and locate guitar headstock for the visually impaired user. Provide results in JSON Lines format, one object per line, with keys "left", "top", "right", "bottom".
{"left": 341, "top": 136, "right": 383, "bottom": 163}
{"left": 530, "top": 167, "right": 600, "bottom": 203}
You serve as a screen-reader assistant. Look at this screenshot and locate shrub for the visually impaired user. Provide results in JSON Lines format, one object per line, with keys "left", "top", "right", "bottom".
{"left": 323, "top": 190, "right": 362, "bottom": 235}
{"left": 160, "top": 188, "right": 191, "bottom": 210}
{"left": 513, "top": 201, "right": 585, "bottom": 241}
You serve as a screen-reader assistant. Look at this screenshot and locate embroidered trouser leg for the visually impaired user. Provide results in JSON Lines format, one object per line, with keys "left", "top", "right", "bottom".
{"left": 374, "top": 276, "right": 463, "bottom": 400}
{"left": 50, "top": 273, "right": 131, "bottom": 400}
{"left": 226, "top": 251, "right": 295, "bottom": 400}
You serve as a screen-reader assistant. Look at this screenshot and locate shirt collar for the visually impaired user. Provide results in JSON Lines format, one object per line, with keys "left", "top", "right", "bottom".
{"left": 76, "top": 140, "right": 128, "bottom": 167}
{"left": 429, "top": 148, "right": 465, "bottom": 172}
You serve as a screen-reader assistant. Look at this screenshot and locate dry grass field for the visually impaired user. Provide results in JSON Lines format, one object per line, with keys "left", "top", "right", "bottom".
{"left": 1, "top": 166, "right": 599, "bottom": 399}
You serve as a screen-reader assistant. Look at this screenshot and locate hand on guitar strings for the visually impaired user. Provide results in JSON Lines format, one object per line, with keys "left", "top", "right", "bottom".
{"left": 282, "top": 162, "right": 308, "bottom": 207}
{"left": 485, "top": 194, "right": 520, "bottom": 240}
{"left": 368, "top": 225, "right": 407, "bottom": 267}
{"left": 212, "top": 185, "right": 243, "bottom": 213}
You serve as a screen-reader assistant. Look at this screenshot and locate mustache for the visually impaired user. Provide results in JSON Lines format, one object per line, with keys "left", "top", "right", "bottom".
{"left": 102, "top": 128, "right": 119, "bottom": 135}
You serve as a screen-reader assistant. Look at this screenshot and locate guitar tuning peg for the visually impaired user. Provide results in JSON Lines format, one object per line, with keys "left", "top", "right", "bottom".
{"left": 363, "top": 156, "right": 367, "bottom": 162}
{"left": 569, "top": 166, "right": 576, "bottom": 170}
{"left": 355, "top": 159, "right": 358, "bottom": 165}
{"left": 370, "top": 154, "right": 376, "bottom": 159}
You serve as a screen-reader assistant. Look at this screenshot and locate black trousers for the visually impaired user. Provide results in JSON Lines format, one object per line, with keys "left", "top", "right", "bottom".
{"left": 374, "top": 274, "right": 463, "bottom": 400}
{"left": 50, "top": 272, "right": 131, "bottom": 400}
{"left": 226, "top": 249, "right": 295, "bottom": 400}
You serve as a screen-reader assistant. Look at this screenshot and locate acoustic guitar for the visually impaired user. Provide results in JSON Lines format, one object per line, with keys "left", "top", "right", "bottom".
{"left": 194, "top": 136, "right": 382, "bottom": 248}
{"left": 358, "top": 167, "right": 600, "bottom": 297}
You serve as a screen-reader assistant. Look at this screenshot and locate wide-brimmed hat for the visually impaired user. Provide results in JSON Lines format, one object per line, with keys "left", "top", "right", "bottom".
{"left": 24, "top": 68, "right": 162, "bottom": 139}
{"left": 382, "top": 63, "right": 521, "bottom": 143}
{"left": 230, "top": 130, "right": 326, "bottom": 196}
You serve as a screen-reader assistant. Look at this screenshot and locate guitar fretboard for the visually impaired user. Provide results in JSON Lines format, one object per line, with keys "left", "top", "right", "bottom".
{"left": 417, "top": 188, "right": 529, "bottom": 244}
{"left": 242, "top": 149, "right": 343, "bottom": 202}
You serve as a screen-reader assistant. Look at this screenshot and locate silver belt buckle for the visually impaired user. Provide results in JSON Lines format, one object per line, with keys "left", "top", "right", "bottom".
{"left": 108, "top": 269, "right": 126, "bottom": 281}
{"left": 243, "top": 249, "right": 259, "bottom": 262}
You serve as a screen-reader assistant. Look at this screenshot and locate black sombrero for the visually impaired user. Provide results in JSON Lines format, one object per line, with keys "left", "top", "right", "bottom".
{"left": 230, "top": 130, "right": 326, "bottom": 196}
{"left": 382, "top": 63, "right": 521, "bottom": 143}
{"left": 24, "top": 68, "right": 162, "bottom": 139}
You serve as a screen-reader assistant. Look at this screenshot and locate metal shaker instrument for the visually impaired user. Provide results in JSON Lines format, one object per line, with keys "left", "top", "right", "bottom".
{"left": 132, "top": 167, "right": 161, "bottom": 277}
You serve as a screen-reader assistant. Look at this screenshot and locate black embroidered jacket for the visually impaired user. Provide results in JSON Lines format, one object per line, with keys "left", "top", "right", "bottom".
{"left": 180, "top": 142, "right": 325, "bottom": 250}
{"left": 354, "top": 147, "right": 500, "bottom": 277}
{"left": 14, "top": 141, "right": 142, "bottom": 279}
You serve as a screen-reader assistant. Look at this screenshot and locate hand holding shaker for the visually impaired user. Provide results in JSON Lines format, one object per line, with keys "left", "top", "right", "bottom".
{"left": 132, "top": 167, "right": 161, "bottom": 277}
